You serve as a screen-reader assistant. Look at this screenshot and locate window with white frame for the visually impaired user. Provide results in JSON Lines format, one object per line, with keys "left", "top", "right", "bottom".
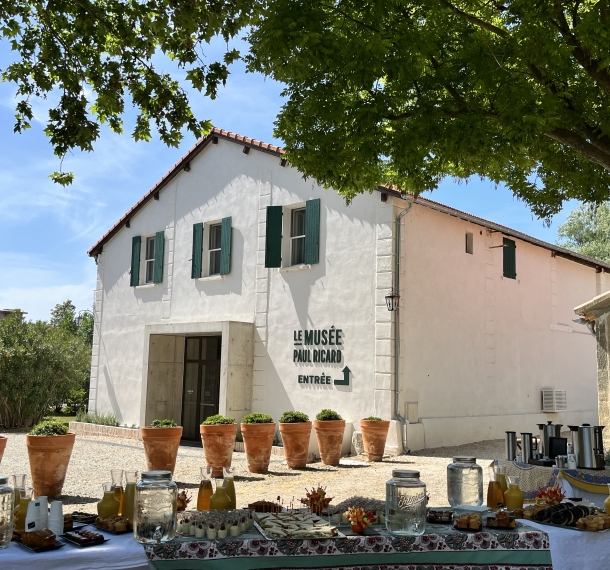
{"left": 208, "top": 224, "right": 222, "bottom": 275}
{"left": 290, "top": 208, "right": 306, "bottom": 265}
{"left": 144, "top": 236, "right": 156, "bottom": 283}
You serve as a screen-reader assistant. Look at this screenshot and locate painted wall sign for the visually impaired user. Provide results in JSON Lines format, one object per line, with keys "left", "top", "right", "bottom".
{"left": 293, "top": 327, "right": 350, "bottom": 386}
{"left": 293, "top": 327, "right": 343, "bottom": 364}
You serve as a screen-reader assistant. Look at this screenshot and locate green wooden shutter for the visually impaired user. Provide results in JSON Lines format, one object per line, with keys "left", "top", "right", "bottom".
{"left": 220, "top": 216, "right": 232, "bottom": 276}
{"left": 153, "top": 231, "right": 165, "bottom": 284}
{"left": 265, "top": 206, "right": 283, "bottom": 268}
{"left": 130, "top": 236, "right": 141, "bottom": 287}
{"left": 191, "top": 223, "right": 203, "bottom": 279}
{"left": 503, "top": 238, "right": 516, "bottom": 279}
{"left": 304, "top": 198, "right": 320, "bottom": 265}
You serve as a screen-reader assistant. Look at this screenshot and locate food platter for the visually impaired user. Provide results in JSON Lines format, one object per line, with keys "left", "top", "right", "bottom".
{"left": 61, "top": 531, "right": 110, "bottom": 548}
{"left": 13, "top": 538, "right": 66, "bottom": 553}
{"left": 93, "top": 523, "right": 131, "bottom": 535}
{"left": 254, "top": 511, "right": 345, "bottom": 540}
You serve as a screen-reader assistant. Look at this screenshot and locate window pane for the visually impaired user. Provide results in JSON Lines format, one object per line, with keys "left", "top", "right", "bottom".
{"left": 146, "top": 259, "right": 154, "bottom": 283}
{"left": 186, "top": 338, "right": 200, "bottom": 360}
{"left": 209, "top": 249, "right": 221, "bottom": 275}
{"left": 202, "top": 336, "right": 221, "bottom": 360}
{"left": 291, "top": 236, "right": 305, "bottom": 265}
{"left": 146, "top": 236, "right": 155, "bottom": 260}
{"left": 291, "top": 208, "right": 306, "bottom": 237}
{"left": 209, "top": 224, "right": 222, "bottom": 250}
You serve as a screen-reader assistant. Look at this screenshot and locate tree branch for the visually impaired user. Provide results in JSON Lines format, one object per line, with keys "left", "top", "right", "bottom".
{"left": 550, "top": 1, "right": 610, "bottom": 97}
{"left": 546, "top": 128, "right": 610, "bottom": 171}
{"left": 440, "top": 0, "right": 509, "bottom": 37}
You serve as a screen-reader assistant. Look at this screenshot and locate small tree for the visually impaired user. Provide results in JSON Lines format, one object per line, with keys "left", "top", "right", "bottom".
{"left": 557, "top": 203, "right": 610, "bottom": 263}
{"left": 0, "top": 312, "right": 90, "bottom": 428}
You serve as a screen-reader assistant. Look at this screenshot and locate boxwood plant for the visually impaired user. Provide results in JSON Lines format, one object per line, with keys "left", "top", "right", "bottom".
{"left": 241, "top": 413, "right": 273, "bottom": 424}
{"left": 151, "top": 419, "right": 177, "bottom": 428}
{"left": 363, "top": 416, "right": 382, "bottom": 421}
{"left": 279, "top": 411, "right": 309, "bottom": 423}
{"left": 201, "top": 414, "right": 235, "bottom": 425}
{"left": 316, "top": 409, "right": 343, "bottom": 421}
{"left": 29, "top": 420, "right": 69, "bottom": 436}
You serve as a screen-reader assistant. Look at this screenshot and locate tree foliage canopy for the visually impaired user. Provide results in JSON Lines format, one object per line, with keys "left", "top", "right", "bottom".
{"left": 1, "top": 0, "right": 252, "bottom": 184}
{"left": 2, "top": 1, "right": 610, "bottom": 217}
{"left": 557, "top": 202, "right": 610, "bottom": 263}
{"left": 0, "top": 311, "right": 91, "bottom": 428}
{"left": 247, "top": 0, "right": 610, "bottom": 218}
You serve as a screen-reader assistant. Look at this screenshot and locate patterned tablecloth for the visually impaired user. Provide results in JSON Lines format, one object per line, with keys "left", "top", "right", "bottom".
{"left": 144, "top": 524, "right": 552, "bottom": 570}
{"left": 495, "top": 459, "right": 610, "bottom": 499}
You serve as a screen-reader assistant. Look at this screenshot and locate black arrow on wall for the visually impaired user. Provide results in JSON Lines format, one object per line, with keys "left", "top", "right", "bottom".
{"left": 334, "top": 366, "right": 350, "bottom": 386}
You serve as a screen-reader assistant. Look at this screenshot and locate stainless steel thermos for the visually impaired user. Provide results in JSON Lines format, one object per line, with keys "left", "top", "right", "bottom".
{"left": 568, "top": 424, "right": 605, "bottom": 470}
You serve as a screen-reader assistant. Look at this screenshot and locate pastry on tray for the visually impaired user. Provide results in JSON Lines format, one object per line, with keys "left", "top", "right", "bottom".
{"left": 63, "top": 513, "right": 73, "bottom": 531}
{"left": 427, "top": 510, "right": 453, "bottom": 523}
{"left": 486, "top": 510, "right": 516, "bottom": 529}
{"left": 576, "top": 514, "right": 610, "bottom": 531}
{"left": 453, "top": 513, "right": 482, "bottom": 531}
{"left": 95, "top": 516, "right": 132, "bottom": 531}
{"left": 248, "top": 500, "right": 282, "bottom": 513}
{"left": 64, "top": 529, "right": 104, "bottom": 544}
{"left": 534, "top": 503, "right": 590, "bottom": 527}
{"left": 256, "top": 511, "right": 338, "bottom": 538}
{"left": 21, "top": 529, "right": 56, "bottom": 548}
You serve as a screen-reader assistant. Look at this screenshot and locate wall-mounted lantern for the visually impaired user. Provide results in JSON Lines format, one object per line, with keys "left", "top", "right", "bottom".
{"left": 385, "top": 290, "right": 400, "bottom": 312}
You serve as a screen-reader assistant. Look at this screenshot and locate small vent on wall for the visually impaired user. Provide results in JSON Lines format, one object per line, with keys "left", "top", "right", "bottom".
{"left": 541, "top": 390, "right": 567, "bottom": 412}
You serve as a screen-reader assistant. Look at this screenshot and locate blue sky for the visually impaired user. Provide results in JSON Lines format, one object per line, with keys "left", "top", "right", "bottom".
{"left": 0, "top": 38, "right": 578, "bottom": 322}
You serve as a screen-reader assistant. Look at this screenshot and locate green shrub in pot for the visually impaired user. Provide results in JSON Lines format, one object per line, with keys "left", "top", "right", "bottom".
{"left": 279, "top": 411, "right": 309, "bottom": 423}
{"left": 201, "top": 414, "right": 235, "bottom": 425}
{"left": 241, "top": 413, "right": 273, "bottom": 424}
{"left": 315, "top": 409, "right": 343, "bottom": 421}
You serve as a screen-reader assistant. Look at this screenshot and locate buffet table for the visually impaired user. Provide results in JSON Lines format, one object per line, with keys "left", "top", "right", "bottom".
{"left": 143, "top": 525, "right": 552, "bottom": 570}
{"left": 495, "top": 459, "right": 610, "bottom": 506}
{"left": 1, "top": 529, "right": 150, "bottom": 570}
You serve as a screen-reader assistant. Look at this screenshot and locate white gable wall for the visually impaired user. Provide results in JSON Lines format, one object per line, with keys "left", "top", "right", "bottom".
{"left": 89, "top": 139, "right": 389, "bottom": 454}
{"left": 89, "top": 137, "right": 605, "bottom": 452}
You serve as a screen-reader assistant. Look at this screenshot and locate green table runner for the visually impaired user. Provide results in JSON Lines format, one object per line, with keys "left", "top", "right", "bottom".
{"left": 144, "top": 524, "right": 552, "bottom": 570}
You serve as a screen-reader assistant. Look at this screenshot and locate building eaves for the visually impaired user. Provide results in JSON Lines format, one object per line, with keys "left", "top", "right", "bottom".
{"left": 378, "top": 186, "right": 610, "bottom": 272}
{"left": 88, "top": 129, "right": 610, "bottom": 274}
{"left": 87, "top": 128, "right": 284, "bottom": 257}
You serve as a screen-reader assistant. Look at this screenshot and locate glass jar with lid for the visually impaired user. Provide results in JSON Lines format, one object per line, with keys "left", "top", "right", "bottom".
{"left": 385, "top": 469, "right": 426, "bottom": 536}
{"left": 134, "top": 470, "right": 177, "bottom": 544}
{"left": 447, "top": 457, "right": 483, "bottom": 507}
{"left": 0, "top": 476, "right": 14, "bottom": 549}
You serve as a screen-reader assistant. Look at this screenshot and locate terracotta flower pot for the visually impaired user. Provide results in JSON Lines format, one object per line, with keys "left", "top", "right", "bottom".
{"left": 313, "top": 420, "right": 346, "bottom": 466}
{"left": 141, "top": 426, "right": 183, "bottom": 474}
{"left": 200, "top": 423, "right": 237, "bottom": 478}
{"left": 0, "top": 435, "right": 6, "bottom": 466}
{"left": 279, "top": 422, "right": 312, "bottom": 469}
{"left": 241, "top": 422, "right": 276, "bottom": 473}
{"left": 26, "top": 432, "right": 75, "bottom": 498}
{"left": 360, "top": 420, "right": 390, "bottom": 462}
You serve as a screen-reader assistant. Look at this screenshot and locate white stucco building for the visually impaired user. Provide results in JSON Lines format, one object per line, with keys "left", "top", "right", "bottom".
{"left": 87, "top": 128, "right": 610, "bottom": 453}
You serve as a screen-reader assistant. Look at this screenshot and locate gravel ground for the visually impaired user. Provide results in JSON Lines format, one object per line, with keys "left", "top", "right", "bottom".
{"left": 1, "top": 431, "right": 504, "bottom": 512}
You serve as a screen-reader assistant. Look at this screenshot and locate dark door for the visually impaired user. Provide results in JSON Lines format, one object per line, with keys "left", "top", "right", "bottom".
{"left": 181, "top": 336, "right": 222, "bottom": 442}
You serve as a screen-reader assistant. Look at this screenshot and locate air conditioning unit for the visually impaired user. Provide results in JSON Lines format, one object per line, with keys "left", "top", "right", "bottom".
{"left": 541, "top": 390, "right": 567, "bottom": 412}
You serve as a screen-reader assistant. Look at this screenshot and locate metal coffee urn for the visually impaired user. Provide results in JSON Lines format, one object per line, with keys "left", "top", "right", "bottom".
{"left": 568, "top": 424, "right": 606, "bottom": 470}
{"left": 521, "top": 433, "right": 533, "bottom": 464}
{"left": 536, "top": 421, "right": 563, "bottom": 459}
{"left": 506, "top": 431, "right": 517, "bottom": 461}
